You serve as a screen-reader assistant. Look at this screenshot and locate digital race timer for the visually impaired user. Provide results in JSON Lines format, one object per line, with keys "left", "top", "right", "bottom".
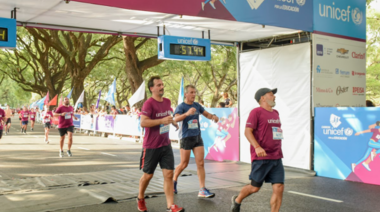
{"left": 0, "top": 17, "right": 16, "bottom": 48}
{"left": 158, "top": 35, "right": 211, "bottom": 61}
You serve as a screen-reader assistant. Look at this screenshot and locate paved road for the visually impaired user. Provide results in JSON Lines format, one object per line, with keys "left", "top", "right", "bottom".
{"left": 0, "top": 117, "right": 379, "bottom": 212}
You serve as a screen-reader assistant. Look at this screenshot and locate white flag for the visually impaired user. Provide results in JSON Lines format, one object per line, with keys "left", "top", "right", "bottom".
{"left": 128, "top": 81, "right": 145, "bottom": 107}
{"left": 74, "top": 90, "right": 85, "bottom": 110}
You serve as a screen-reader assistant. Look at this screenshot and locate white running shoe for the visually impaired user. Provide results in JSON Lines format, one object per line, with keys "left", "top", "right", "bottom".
{"left": 362, "top": 163, "right": 371, "bottom": 171}
{"left": 201, "top": 2, "right": 205, "bottom": 11}
{"left": 371, "top": 151, "right": 376, "bottom": 161}
{"left": 59, "top": 151, "right": 64, "bottom": 158}
{"left": 351, "top": 163, "right": 356, "bottom": 172}
{"left": 210, "top": 2, "right": 216, "bottom": 9}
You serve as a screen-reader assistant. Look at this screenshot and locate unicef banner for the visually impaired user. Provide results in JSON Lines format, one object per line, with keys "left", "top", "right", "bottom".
{"left": 315, "top": 107, "right": 380, "bottom": 186}
{"left": 189, "top": 108, "right": 239, "bottom": 162}
{"left": 313, "top": 0, "right": 366, "bottom": 40}
{"left": 73, "top": 0, "right": 313, "bottom": 32}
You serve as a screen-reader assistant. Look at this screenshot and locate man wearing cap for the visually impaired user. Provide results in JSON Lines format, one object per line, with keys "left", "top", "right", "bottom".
{"left": 230, "top": 88, "right": 284, "bottom": 212}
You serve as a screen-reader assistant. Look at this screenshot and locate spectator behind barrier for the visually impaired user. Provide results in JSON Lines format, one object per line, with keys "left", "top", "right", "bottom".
{"left": 217, "top": 102, "right": 226, "bottom": 108}
{"left": 366, "top": 100, "right": 376, "bottom": 107}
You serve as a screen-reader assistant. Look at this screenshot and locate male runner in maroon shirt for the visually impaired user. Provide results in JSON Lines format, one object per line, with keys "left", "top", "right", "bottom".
{"left": 137, "top": 76, "right": 184, "bottom": 212}
{"left": 231, "top": 88, "right": 284, "bottom": 212}
{"left": 54, "top": 97, "right": 78, "bottom": 158}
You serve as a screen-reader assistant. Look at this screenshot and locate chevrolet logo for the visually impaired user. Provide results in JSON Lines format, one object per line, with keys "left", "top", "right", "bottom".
{"left": 337, "top": 48, "right": 349, "bottom": 54}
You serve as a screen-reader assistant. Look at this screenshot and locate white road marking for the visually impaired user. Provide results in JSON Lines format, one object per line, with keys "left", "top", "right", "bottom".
{"left": 101, "top": 152, "right": 117, "bottom": 157}
{"left": 288, "top": 191, "right": 343, "bottom": 203}
{"left": 78, "top": 147, "right": 90, "bottom": 150}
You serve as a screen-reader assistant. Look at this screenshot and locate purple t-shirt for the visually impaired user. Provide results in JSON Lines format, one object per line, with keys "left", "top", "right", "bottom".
{"left": 370, "top": 128, "right": 380, "bottom": 141}
{"left": 0, "top": 109, "right": 5, "bottom": 130}
{"left": 141, "top": 97, "right": 172, "bottom": 149}
{"left": 246, "top": 107, "right": 283, "bottom": 162}
{"left": 20, "top": 110, "right": 30, "bottom": 122}
{"left": 55, "top": 106, "right": 74, "bottom": 128}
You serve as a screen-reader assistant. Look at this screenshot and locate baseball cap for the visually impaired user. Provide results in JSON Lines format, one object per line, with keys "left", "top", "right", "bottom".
{"left": 254, "top": 88, "right": 277, "bottom": 103}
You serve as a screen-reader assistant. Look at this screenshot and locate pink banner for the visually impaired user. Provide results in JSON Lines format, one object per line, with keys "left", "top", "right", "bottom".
{"left": 72, "top": 0, "right": 235, "bottom": 21}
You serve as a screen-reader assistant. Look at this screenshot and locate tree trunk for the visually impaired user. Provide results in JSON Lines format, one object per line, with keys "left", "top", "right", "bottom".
{"left": 71, "top": 78, "right": 86, "bottom": 108}
{"left": 122, "top": 36, "right": 164, "bottom": 108}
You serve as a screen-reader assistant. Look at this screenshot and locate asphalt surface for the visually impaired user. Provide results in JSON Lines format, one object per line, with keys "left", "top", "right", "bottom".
{"left": 1, "top": 117, "right": 380, "bottom": 212}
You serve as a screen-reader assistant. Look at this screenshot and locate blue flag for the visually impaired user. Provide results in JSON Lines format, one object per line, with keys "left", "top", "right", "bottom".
{"left": 105, "top": 78, "right": 116, "bottom": 106}
{"left": 67, "top": 87, "right": 74, "bottom": 99}
{"left": 178, "top": 77, "right": 184, "bottom": 105}
{"left": 37, "top": 96, "right": 46, "bottom": 110}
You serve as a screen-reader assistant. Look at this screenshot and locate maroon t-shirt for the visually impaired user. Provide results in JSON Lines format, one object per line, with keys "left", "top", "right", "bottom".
{"left": 29, "top": 112, "right": 36, "bottom": 121}
{"left": 246, "top": 107, "right": 283, "bottom": 162}
{"left": 55, "top": 106, "right": 74, "bottom": 128}
{"left": 43, "top": 111, "right": 54, "bottom": 123}
{"left": 20, "top": 110, "right": 30, "bottom": 121}
{"left": 141, "top": 97, "right": 172, "bottom": 149}
{"left": 370, "top": 128, "right": 380, "bottom": 141}
{"left": 0, "top": 109, "right": 5, "bottom": 130}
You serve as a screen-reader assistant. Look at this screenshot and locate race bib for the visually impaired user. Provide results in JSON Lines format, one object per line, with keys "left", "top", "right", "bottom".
{"left": 65, "top": 114, "right": 72, "bottom": 120}
{"left": 24, "top": 115, "right": 28, "bottom": 118}
{"left": 188, "top": 119, "right": 198, "bottom": 129}
{"left": 160, "top": 124, "right": 170, "bottom": 134}
{"left": 45, "top": 119, "right": 50, "bottom": 123}
{"left": 272, "top": 127, "right": 283, "bottom": 140}
{"left": 31, "top": 115, "right": 34, "bottom": 118}
{"left": 0, "top": 115, "right": 2, "bottom": 117}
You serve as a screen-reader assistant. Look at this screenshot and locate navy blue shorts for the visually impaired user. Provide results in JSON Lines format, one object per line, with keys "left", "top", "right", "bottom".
{"left": 22, "top": 121, "right": 29, "bottom": 125}
{"left": 249, "top": 159, "right": 285, "bottom": 187}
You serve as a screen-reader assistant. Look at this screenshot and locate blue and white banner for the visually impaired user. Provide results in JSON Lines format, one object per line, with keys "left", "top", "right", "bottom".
{"left": 73, "top": 114, "right": 81, "bottom": 128}
{"left": 105, "top": 78, "right": 116, "bottom": 106}
{"left": 80, "top": 114, "right": 94, "bottom": 130}
{"left": 313, "top": 0, "right": 366, "bottom": 40}
{"left": 315, "top": 107, "right": 380, "bottom": 186}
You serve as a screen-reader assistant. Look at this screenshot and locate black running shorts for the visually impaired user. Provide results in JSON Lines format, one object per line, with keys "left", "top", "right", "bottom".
{"left": 180, "top": 134, "right": 204, "bottom": 150}
{"left": 45, "top": 123, "right": 51, "bottom": 129}
{"left": 6, "top": 118, "right": 11, "bottom": 124}
{"left": 0, "top": 130, "right": 2, "bottom": 139}
{"left": 140, "top": 144, "right": 174, "bottom": 174}
{"left": 58, "top": 126, "right": 74, "bottom": 137}
{"left": 249, "top": 159, "right": 285, "bottom": 188}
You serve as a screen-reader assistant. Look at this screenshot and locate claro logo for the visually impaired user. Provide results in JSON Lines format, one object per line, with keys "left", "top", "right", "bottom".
{"left": 352, "top": 52, "right": 365, "bottom": 59}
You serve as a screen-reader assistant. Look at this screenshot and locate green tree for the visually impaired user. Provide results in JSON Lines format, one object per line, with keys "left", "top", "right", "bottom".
{"left": 0, "top": 28, "right": 70, "bottom": 100}
{"left": 26, "top": 28, "right": 122, "bottom": 107}
{"left": 366, "top": 6, "right": 380, "bottom": 103}
{"left": 0, "top": 77, "right": 31, "bottom": 107}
